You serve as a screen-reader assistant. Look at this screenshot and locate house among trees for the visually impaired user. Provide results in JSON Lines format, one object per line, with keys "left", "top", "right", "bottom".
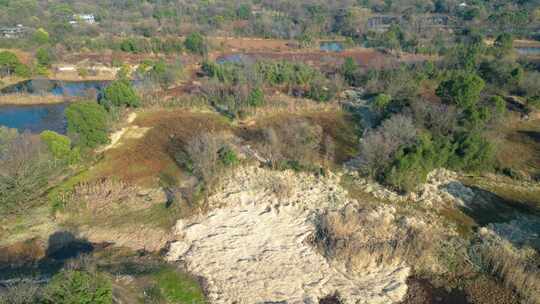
{"left": 0, "top": 25, "right": 29, "bottom": 38}
{"left": 70, "top": 14, "right": 96, "bottom": 25}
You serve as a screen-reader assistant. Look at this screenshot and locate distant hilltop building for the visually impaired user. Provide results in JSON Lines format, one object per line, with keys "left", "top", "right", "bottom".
{"left": 70, "top": 14, "right": 96, "bottom": 25}
{"left": 0, "top": 24, "right": 29, "bottom": 38}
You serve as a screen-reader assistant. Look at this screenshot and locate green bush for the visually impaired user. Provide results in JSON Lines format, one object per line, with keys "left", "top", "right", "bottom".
{"left": 43, "top": 270, "right": 112, "bottom": 304}
{"left": 184, "top": 32, "right": 206, "bottom": 55}
{"left": 436, "top": 72, "right": 485, "bottom": 109}
{"left": 103, "top": 79, "right": 140, "bottom": 108}
{"left": 201, "top": 61, "right": 240, "bottom": 84}
{"left": 256, "top": 61, "right": 321, "bottom": 87}
{"left": 218, "top": 146, "right": 239, "bottom": 166}
{"left": 65, "top": 102, "right": 109, "bottom": 148}
{"left": 14, "top": 63, "right": 31, "bottom": 78}
{"left": 36, "top": 47, "right": 53, "bottom": 67}
{"left": 32, "top": 28, "right": 50, "bottom": 45}
{"left": 247, "top": 86, "right": 265, "bottom": 107}
{"left": 0, "top": 50, "right": 21, "bottom": 76}
{"left": 306, "top": 78, "right": 337, "bottom": 102}
{"left": 40, "top": 130, "right": 80, "bottom": 164}
{"left": 449, "top": 132, "right": 495, "bottom": 172}
{"left": 341, "top": 57, "right": 361, "bottom": 86}
{"left": 153, "top": 268, "right": 206, "bottom": 304}
{"left": 384, "top": 135, "right": 455, "bottom": 193}
{"left": 373, "top": 93, "right": 392, "bottom": 113}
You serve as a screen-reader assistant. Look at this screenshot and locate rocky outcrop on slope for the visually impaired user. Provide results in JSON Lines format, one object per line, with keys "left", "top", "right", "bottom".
{"left": 167, "top": 167, "right": 410, "bottom": 304}
{"left": 342, "top": 168, "right": 479, "bottom": 208}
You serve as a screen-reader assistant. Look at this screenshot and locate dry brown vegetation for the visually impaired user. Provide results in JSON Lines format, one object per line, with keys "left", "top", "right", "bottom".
{"left": 91, "top": 107, "right": 358, "bottom": 187}
{"left": 0, "top": 93, "right": 67, "bottom": 105}
{"left": 312, "top": 205, "right": 446, "bottom": 276}
{"left": 241, "top": 110, "right": 358, "bottom": 165}
{"left": 91, "top": 110, "right": 231, "bottom": 186}
{"left": 470, "top": 230, "right": 540, "bottom": 304}
{"left": 491, "top": 116, "right": 540, "bottom": 179}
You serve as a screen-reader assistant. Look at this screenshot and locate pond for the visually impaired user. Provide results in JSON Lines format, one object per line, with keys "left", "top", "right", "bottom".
{"left": 0, "top": 103, "right": 68, "bottom": 134}
{"left": 0, "top": 80, "right": 110, "bottom": 134}
{"left": 516, "top": 47, "right": 540, "bottom": 56}
{"left": 320, "top": 41, "right": 344, "bottom": 52}
{"left": 216, "top": 54, "right": 253, "bottom": 65}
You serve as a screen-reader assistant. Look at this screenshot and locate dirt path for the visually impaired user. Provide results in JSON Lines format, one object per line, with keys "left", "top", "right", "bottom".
{"left": 99, "top": 112, "right": 150, "bottom": 153}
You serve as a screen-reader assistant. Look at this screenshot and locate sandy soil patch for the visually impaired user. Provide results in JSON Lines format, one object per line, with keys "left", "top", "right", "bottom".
{"left": 167, "top": 167, "right": 410, "bottom": 303}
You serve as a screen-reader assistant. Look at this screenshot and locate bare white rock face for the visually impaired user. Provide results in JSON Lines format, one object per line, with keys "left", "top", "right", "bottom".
{"left": 167, "top": 167, "right": 410, "bottom": 304}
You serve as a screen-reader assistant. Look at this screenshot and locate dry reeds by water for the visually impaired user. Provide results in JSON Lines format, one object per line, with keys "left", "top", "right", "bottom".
{"left": 0, "top": 93, "right": 68, "bottom": 106}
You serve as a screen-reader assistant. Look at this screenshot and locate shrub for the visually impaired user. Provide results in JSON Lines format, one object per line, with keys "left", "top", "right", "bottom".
{"left": 184, "top": 32, "right": 206, "bottom": 55}
{"left": 493, "top": 33, "right": 513, "bottom": 53}
{"left": 307, "top": 78, "right": 337, "bottom": 102}
{"left": 358, "top": 114, "right": 418, "bottom": 178}
{"left": 436, "top": 72, "right": 485, "bottom": 109}
{"left": 373, "top": 93, "right": 392, "bottom": 113}
{"left": 247, "top": 86, "right": 265, "bottom": 107}
{"left": 341, "top": 57, "right": 361, "bottom": 86}
{"left": 103, "top": 79, "right": 140, "bottom": 108}
{"left": 0, "top": 50, "right": 21, "bottom": 76}
{"left": 449, "top": 132, "right": 495, "bottom": 172}
{"left": 32, "top": 28, "right": 50, "bottom": 45}
{"left": 236, "top": 4, "right": 252, "bottom": 20}
{"left": 40, "top": 130, "right": 80, "bottom": 164}
{"left": 36, "top": 47, "right": 53, "bottom": 67}
{"left": 43, "top": 270, "right": 112, "bottom": 304}
{"left": 384, "top": 135, "right": 455, "bottom": 192}
{"left": 145, "top": 59, "right": 183, "bottom": 89}
{"left": 40, "top": 131, "right": 71, "bottom": 159}
{"left": 153, "top": 268, "right": 205, "bottom": 304}
{"left": 0, "top": 130, "right": 53, "bottom": 215}
{"left": 65, "top": 102, "right": 109, "bottom": 148}
{"left": 218, "top": 146, "right": 239, "bottom": 166}
{"left": 13, "top": 63, "right": 31, "bottom": 77}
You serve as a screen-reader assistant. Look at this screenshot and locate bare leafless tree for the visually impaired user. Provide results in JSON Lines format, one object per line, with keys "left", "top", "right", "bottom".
{"left": 185, "top": 132, "right": 224, "bottom": 189}
{"left": 358, "top": 114, "right": 417, "bottom": 177}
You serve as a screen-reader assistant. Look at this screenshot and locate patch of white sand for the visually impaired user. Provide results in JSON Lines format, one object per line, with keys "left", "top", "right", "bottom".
{"left": 167, "top": 167, "right": 409, "bottom": 304}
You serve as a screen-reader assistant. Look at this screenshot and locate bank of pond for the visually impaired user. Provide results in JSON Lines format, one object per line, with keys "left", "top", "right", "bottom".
{"left": 0, "top": 80, "right": 113, "bottom": 134}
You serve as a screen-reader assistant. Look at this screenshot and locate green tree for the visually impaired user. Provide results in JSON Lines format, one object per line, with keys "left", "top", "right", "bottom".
{"left": 32, "top": 28, "right": 50, "bottom": 45}
{"left": 384, "top": 135, "right": 454, "bottom": 192}
{"left": 341, "top": 57, "right": 360, "bottom": 86}
{"left": 65, "top": 102, "right": 109, "bottom": 148}
{"left": 247, "top": 86, "right": 265, "bottom": 107}
{"left": 494, "top": 33, "right": 513, "bottom": 54}
{"left": 40, "top": 130, "right": 80, "bottom": 164}
{"left": 236, "top": 4, "right": 252, "bottom": 20}
{"left": 436, "top": 73, "right": 485, "bottom": 109}
{"left": 449, "top": 132, "right": 495, "bottom": 172}
{"left": 43, "top": 270, "right": 112, "bottom": 304}
{"left": 184, "top": 32, "right": 206, "bottom": 55}
{"left": 489, "top": 95, "right": 507, "bottom": 119}
{"left": 373, "top": 93, "right": 392, "bottom": 113}
{"left": 14, "top": 64, "right": 31, "bottom": 78}
{"left": 103, "top": 80, "right": 141, "bottom": 107}
{"left": 36, "top": 47, "right": 52, "bottom": 67}
{"left": 0, "top": 51, "right": 21, "bottom": 76}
